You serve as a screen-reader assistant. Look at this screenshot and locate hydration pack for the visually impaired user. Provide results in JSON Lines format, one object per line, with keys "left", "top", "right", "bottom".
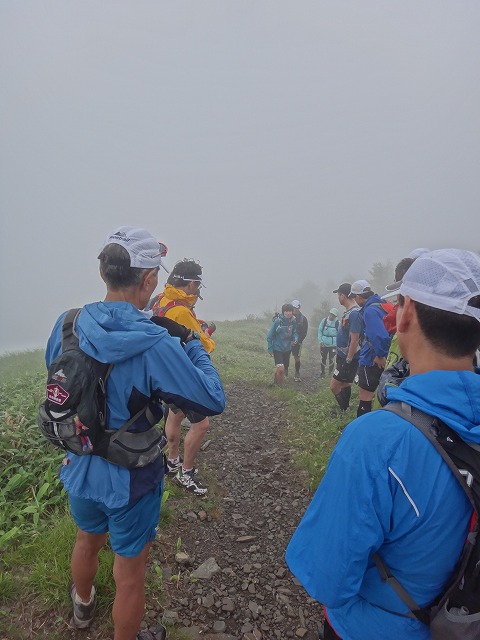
{"left": 38, "top": 309, "right": 166, "bottom": 470}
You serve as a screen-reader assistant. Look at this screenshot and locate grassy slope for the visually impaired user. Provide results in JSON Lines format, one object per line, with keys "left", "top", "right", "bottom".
{"left": 0, "top": 319, "right": 353, "bottom": 636}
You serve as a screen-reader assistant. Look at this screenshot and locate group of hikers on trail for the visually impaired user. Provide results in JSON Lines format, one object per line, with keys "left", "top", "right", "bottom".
{"left": 39, "top": 227, "right": 480, "bottom": 640}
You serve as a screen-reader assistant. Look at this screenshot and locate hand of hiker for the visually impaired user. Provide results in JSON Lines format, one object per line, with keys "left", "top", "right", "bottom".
{"left": 374, "top": 356, "right": 387, "bottom": 369}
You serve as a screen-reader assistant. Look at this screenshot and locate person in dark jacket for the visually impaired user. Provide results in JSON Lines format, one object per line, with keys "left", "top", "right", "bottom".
{"left": 291, "top": 299, "right": 309, "bottom": 382}
{"left": 45, "top": 226, "right": 226, "bottom": 640}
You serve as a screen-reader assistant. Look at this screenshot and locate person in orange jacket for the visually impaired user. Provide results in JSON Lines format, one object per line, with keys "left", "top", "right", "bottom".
{"left": 150, "top": 259, "right": 218, "bottom": 495}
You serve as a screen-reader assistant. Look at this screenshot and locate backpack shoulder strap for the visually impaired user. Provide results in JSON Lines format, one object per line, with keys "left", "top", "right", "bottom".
{"left": 384, "top": 402, "right": 475, "bottom": 508}
{"left": 372, "top": 401, "right": 478, "bottom": 625}
{"left": 154, "top": 299, "right": 188, "bottom": 318}
{"left": 61, "top": 307, "right": 113, "bottom": 383}
{"left": 61, "top": 308, "right": 81, "bottom": 351}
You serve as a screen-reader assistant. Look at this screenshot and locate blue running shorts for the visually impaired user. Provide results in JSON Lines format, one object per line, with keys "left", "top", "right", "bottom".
{"left": 69, "top": 482, "right": 163, "bottom": 557}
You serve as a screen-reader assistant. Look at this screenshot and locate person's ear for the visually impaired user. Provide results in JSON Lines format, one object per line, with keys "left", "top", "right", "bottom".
{"left": 397, "top": 296, "right": 415, "bottom": 334}
{"left": 143, "top": 268, "right": 158, "bottom": 291}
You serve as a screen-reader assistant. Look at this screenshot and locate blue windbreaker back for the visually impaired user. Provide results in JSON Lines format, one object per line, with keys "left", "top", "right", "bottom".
{"left": 46, "top": 302, "right": 226, "bottom": 508}
{"left": 286, "top": 369, "right": 480, "bottom": 640}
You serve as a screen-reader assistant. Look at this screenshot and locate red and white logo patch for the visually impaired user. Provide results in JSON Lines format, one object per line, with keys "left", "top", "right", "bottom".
{"left": 46, "top": 383, "right": 70, "bottom": 405}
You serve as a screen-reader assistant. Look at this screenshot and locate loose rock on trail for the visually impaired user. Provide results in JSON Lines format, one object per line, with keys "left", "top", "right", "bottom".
{"left": 154, "top": 378, "right": 323, "bottom": 640}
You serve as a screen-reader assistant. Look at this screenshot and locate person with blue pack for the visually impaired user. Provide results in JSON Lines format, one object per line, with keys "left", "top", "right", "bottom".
{"left": 318, "top": 308, "right": 339, "bottom": 378}
{"left": 45, "top": 226, "right": 226, "bottom": 640}
{"left": 267, "top": 302, "right": 298, "bottom": 385}
{"left": 286, "top": 248, "right": 480, "bottom": 640}
{"left": 350, "top": 280, "right": 392, "bottom": 416}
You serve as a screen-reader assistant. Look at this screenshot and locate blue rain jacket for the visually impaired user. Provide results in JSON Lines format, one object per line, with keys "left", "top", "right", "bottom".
{"left": 358, "top": 295, "right": 392, "bottom": 366}
{"left": 267, "top": 315, "right": 298, "bottom": 353}
{"left": 286, "top": 369, "right": 480, "bottom": 640}
{"left": 45, "top": 302, "right": 226, "bottom": 508}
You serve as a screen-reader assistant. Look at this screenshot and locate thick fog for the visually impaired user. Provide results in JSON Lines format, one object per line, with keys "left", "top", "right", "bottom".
{"left": 1, "top": 1, "right": 480, "bottom": 354}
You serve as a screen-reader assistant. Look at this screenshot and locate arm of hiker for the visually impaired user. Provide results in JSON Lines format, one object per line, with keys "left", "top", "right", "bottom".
{"left": 150, "top": 316, "right": 192, "bottom": 342}
{"left": 317, "top": 319, "right": 324, "bottom": 344}
{"left": 267, "top": 320, "right": 277, "bottom": 353}
{"left": 346, "top": 333, "right": 360, "bottom": 362}
{"left": 301, "top": 317, "right": 309, "bottom": 342}
{"left": 292, "top": 323, "right": 299, "bottom": 345}
{"left": 285, "top": 417, "right": 391, "bottom": 606}
{"left": 150, "top": 337, "right": 225, "bottom": 417}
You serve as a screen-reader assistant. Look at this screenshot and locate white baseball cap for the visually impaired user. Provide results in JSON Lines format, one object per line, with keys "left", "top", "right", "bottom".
{"left": 99, "top": 226, "right": 169, "bottom": 271}
{"left": 408, "top": 247, "right": 430, "bottom": 259}
{"left": 291, "top": 300, "right": 301, "bottom": 309}
{"left": 395, "top": 249, "right": 480, "bottom": 321}
{"left": 350, "top": 280, "right": 372, "bottom": 296}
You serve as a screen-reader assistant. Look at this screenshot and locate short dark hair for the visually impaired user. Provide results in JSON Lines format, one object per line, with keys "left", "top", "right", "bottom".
{"left": 398, "top": 294, "right": 480, "bottom": 358}
{"left": 282, "top": 303, "right": 294, "bottom": 313}
{"left": 395, "top": 257, "right": 415, "bottom": 282}
{"left": 99, "top": 244, "right": 152, "bottom": 289}
{"left": 358, "top": 290, "right": 374, "bottom": 300}
{"left": 167, "top": 259, "right": 202, "bottom": 288}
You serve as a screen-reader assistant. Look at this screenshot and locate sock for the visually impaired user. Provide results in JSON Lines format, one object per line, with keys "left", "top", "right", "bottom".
{"left": 75, "top": 586, "right": 95, "bottom": 606}
{"left": 357, "top": 400, "right": 372, "bottom": 417}
{"left": 334, "top": 393, "right": 347, "bottom": 412}
{"left": 341, "top": 386, "right": 351, "bottom": 409}
{"left": 168, "top": 456, "right": 180, "bottom": 464}
{"left": 182, "top": 467, "right": 194, "bottom": 475}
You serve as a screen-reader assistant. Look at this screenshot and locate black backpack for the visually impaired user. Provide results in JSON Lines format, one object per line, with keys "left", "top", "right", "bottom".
{"left": 38, "top": 308, "right": 166, "bottom": 470}
{"left": 374, "top": 402, "right": 480, "bottom": 639}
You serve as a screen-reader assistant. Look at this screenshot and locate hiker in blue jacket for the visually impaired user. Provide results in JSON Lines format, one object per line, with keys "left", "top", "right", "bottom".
{"left": 350, "top": 280, "right": 392, "bottom": 416}
{"left": 45, "top": 227, "right": 226, "bottom": 640}
{"left": 286, "top": 248, "right": 480, "bottom": 640}
{"left": 267, "top": 302, "right": 298, "bottom": 385}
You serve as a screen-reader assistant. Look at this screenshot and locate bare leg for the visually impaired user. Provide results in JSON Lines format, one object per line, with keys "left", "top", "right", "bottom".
{"left": 165, "top": 409, "right": 184, "bottom": 461}
{"left": 183, "top": 418, "right": 209, "bottom": 469}
{"left": 71, "top": 529, "right": 107, "bottom": 602}
{"left": 112, "top": 543, "right": 151, "bottom": 640}
{"left": 275, "top": 364, "right": 285, "bottom": 385}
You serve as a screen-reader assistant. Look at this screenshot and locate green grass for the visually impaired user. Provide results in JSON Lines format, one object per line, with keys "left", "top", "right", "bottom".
{"left": 0, "top": 320, "right": 346, "bottom": 627}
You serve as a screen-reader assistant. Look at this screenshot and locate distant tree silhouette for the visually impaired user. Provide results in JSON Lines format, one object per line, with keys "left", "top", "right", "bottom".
{"left": 369, "top": 261, "right": 393, "bottom": 296}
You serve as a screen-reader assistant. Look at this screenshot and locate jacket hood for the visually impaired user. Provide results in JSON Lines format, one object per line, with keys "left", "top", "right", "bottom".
{"left": 76, "top": 301, "right": 167, "bottom": 364}
{"left": 388, "top": 369, "right": 480, "bottom": 444}
{"left": 162, "top": 284, "right": 198, "bottom": 308}
{"left": 364, "top": 293, "right": 385, "bottom": 308}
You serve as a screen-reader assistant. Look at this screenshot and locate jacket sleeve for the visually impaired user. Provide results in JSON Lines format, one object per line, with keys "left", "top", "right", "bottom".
{"left": 267, "top": 319, "right": 278, "bottom": 352}
{"left": 148, "top": 337, "right": 225, "bottom": 417}
{"left": 317, "top": 319, "right": 324, "bottom": 344}
{"left": 292, "top": 318, "right": 299, "bottom": 344}
{"left": 285, "top": 418, "right": 392, "bottom": 607}
{"left": 302, "top": 317, "right": 309, "bottom": 342}
{"left": 167, "top": 306, "right": 216, "bottom": 354}
{"left": 364, "top": 308, "right": 391, "bottom": 358}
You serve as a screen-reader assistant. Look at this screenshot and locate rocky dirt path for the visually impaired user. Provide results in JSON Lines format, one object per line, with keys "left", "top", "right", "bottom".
{"left": 154, "top": 376, "right": 323, "bottom": 640}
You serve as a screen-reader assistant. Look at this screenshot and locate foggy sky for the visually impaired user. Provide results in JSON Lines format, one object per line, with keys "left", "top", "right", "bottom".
{"left": 1, "top": 1, "right": 480, "bottom": 353}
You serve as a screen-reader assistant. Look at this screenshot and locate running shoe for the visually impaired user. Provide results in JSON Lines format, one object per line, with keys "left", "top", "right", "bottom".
{"left": 175, "top": 468, "right": 208, "bottom": 496}
{"left": 136, "top": 626, "right": 167, "bottom": 640}
{"left": 294, "top": 376, "right": 301, "bottom": 382}
{"left": 70, "top": 584, "right": 96, "bottom": 629}
{"left": 166, "top": 458, "right": 198, "bottom": 477}
{"left": 166, "top": 456, "right": 183, "bottom": 476}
